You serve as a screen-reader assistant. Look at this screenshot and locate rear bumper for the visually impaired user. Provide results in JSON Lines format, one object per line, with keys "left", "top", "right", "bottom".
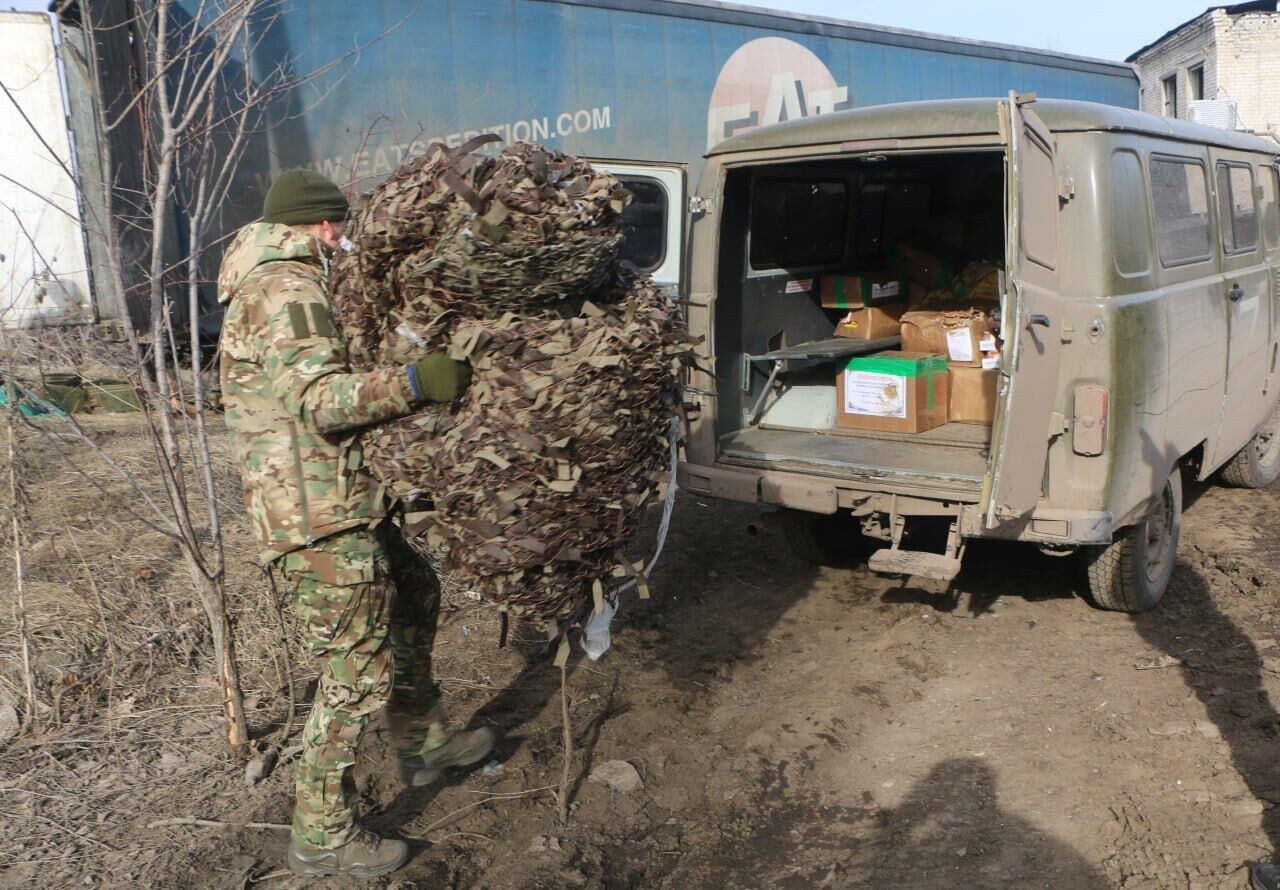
{"left": 677, "top": 461, "right": 1114, "bottom": 546}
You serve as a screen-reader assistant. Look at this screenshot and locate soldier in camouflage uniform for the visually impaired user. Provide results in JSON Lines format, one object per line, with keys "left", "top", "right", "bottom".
{"left": 218, "top": 170, "right": 495, "bottom": 878}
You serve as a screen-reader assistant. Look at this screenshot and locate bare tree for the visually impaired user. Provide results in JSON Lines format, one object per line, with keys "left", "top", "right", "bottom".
{"left": 1, "top": 0, "right": 413, "bottom": 747}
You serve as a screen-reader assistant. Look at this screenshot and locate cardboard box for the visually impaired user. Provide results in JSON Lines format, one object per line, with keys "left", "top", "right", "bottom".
{"left": 900, "top": 308, "right": 993, "bottom": 367}
{"left": 820, "top": 270, "right": 902, "bottom": 309}
{"left": 910, "top": 262, "right": 1003, "bottom": 310}
{"left": 833, "top": 301, "right": 906, "bottom": 340}
{"left": 896, "top": 242, "right": 963, "bottom": 290}
{"left": 837, "top": 351, "right": 949, "bottom": 434}
{"left": 948, "top": 365, "right": 999, "bottom": 424}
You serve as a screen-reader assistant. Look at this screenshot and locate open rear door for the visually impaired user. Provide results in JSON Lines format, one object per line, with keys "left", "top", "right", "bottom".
{"left": 585, "top": 160, "right": 687, "bottom": 293}
{"left": 985, "top": 93, "right": 1065, "bottom": 529}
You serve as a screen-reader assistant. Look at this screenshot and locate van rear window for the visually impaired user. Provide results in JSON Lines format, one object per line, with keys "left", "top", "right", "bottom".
{"left": 1149, "top": 157, "right": 1212, "bottom": 266}
{"left": 749, "top": 179, "right": 848, "bottom": 270}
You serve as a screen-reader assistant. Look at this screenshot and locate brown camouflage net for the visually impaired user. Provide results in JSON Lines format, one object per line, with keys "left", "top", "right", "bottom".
{"left": 331, "top": 138, "right": 632, "bottom": 369}
{"left": 330, "top": 140, "right": 694, "bottom": 627}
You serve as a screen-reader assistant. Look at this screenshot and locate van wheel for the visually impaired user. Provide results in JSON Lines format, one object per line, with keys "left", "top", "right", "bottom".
{"left": 1083, "top": 469, "right": 1181, "bottom": 613}
{"left": 1219, "top": 402, "right": 1280, "bottom": 488}
{"left": 783, "top": 512, "right": 869, "bottom": 568}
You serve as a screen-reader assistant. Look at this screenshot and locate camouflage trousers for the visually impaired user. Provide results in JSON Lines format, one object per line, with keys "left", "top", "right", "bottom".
{"left": 279, "top": 523, "right": 447, "bottom": 849}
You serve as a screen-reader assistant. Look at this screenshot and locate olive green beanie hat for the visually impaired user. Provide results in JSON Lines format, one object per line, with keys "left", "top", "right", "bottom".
{"left": 262, "top": 169, "right": 349, "bottom": 225}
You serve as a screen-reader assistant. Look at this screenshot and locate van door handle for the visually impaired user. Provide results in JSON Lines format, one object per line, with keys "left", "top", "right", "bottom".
{"left": 1027, "top": 313, "right": 1051, "bottom": 328}
{"left": 1228, "top": 284, "right": 1245, "bottom": 302}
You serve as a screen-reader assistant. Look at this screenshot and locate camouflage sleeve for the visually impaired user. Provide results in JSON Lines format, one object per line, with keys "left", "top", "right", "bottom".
{"left": 258, "top": 272, "right": 416, "bottom": 434}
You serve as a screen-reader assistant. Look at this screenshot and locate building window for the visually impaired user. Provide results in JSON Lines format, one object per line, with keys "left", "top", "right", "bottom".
{"left": 1188, "top": 64, "right": 1205, "bottom": 102}
{"left": 1162, "top": 74, "right": 1178, "bottom": 117}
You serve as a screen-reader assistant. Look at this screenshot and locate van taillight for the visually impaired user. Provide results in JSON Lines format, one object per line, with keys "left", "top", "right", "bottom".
{"left": 1072, "top": 385, "right": 1108, "bottom": 456}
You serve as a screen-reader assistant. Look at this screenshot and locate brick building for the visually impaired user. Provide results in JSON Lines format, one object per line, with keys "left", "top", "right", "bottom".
{"left": 1128, "top": 0, "right": 1280, "bottom": 136}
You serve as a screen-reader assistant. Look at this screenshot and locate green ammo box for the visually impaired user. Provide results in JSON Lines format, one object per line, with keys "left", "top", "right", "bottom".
{"left": 88, "top": 379, "right": 142, "bottom": 413}
{"left": 42, "top": 373, "right": 86, "bottom": 414}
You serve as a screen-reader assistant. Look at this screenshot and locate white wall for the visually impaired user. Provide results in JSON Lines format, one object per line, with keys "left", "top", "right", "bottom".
{"left": 1214, "top": 9, "right": 1280, "bottom": 135}
{"left": 1132, "top": 11, "right": 1217, "bottom": 120}
{"left": 0, "top": 11, "right": 93, "bottom": 330}
{"left": 1132, "top": 8, "right": 1280, "bottom": 138}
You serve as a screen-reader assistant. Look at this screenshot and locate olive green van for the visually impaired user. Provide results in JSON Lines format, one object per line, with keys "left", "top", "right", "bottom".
{"left": 678, "top": 94, "right": 1280, "bottom": 612}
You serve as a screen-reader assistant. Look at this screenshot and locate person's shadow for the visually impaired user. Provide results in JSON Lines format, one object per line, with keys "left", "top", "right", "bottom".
{"left": 1120, "top": 423, "right": 1280, "bottom": 869}
{"left": 863, "top": 757, "right": 1109, "bottom": 888}
{"left": 1130, "top": 500, "right": 1280, "bottom": 858}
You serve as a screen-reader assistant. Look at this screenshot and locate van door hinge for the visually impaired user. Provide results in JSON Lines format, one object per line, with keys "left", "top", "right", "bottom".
{"left": 1059, "top": 175, "right": 1075, "bottom": 203}
{"left": 688, "top": 195, "right": 714, "bottom": 215}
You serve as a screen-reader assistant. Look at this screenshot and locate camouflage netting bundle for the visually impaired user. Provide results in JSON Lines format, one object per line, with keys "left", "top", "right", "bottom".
{"left": 331, "top": 137, "right": 632, "bottom": 368}
{"left": 330, "top": 139, "right": 695, "bottom": 628}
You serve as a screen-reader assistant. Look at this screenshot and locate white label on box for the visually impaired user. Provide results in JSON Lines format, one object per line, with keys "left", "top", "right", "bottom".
{"left": 979, "top": 335, "right": 997, "bottom": 352}
{"left": 843, "top": 370, "right": 907, "bottom": 418}
{"left": 981, "top": 354, "right": 1001, "bottom": 370}
{"left": 871, "top": 280, "right": 900, "bottom": 299}
{"left": 946, "top": 327, "right": 975, "bottom": 363}
{"left": 785, "top": 278, "right": 814, "bottom": 294}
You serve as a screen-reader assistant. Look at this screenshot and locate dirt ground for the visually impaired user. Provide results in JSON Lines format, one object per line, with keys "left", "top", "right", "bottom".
{"left": 5, "top": 412, "right": 1280, "bottom": 888}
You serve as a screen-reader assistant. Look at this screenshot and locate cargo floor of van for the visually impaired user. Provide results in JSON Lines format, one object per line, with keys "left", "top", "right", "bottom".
{"left": 718, "top": 423, "right": 989, "bottom": 499}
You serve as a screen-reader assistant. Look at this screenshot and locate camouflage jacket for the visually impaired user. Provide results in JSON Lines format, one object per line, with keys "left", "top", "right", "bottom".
{"left": 217, "top": 222, "right": 416, "bottom": 562}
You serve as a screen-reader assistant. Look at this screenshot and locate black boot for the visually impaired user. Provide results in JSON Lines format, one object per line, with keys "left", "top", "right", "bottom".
{"left": 1252, "top": 863, "right": 1280, "bottom": 890}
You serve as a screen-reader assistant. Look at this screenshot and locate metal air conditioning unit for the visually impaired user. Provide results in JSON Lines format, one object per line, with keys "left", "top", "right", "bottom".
{"left": 1189, "top": 99, "right": 1240, "bottom": 130}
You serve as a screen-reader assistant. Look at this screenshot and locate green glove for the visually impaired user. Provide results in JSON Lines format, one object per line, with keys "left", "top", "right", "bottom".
{"left": 406, "top": 352, "right": 472, "bottom": 403}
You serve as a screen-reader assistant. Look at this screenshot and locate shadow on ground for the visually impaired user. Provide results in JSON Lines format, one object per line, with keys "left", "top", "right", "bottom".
{"left": 863, "top": 757, "right": 1110, "bottom": 889}
{"left": 1131, "top": 544, "right": 1280, "bottom": 857}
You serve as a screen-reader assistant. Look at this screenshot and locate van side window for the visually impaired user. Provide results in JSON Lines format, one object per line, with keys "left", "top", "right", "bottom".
{"left": 1149, "top": 156, "right": 1212, "bottom": 266}
{"left": 1262, "top": 166, "right": 1280, "bottom": 249}
{"left": 1109, "top": 150, "right": 1151, "bottom": 276}
{"left": 1216, "top": 162, "right": 1258, "bottom": 254}
{"left": 615, "top": 177, "right": 667, "bottom": 272}
{"left": 854, "top": 181, "right": 931, "bottom": 259}
{"left": 749, "top": 179, "right": 848, "bottom": 270}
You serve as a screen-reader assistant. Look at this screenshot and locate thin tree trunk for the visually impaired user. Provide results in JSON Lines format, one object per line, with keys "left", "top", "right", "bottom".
{"left": 141, "top": 2, "right": 247, "bottom": 747}
{"left": 558, "top": 662, "right": 572, "bottom": 825}
{"left": 196, "top": 569, "right": 249, "bottom": 747}
{"left": 5, "top": 398, "right": 37, "bottom": 732}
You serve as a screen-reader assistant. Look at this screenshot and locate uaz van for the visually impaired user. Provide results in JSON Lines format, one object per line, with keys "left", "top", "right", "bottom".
{"left": 678, "top": 95, "right": 1280, "bottom": 612}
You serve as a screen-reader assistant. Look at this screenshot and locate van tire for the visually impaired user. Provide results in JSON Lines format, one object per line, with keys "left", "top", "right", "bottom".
{"left": 1218, "top": 403, "right": 1280, "bottom": 488}
{"left": 783, "top": 512, "right": 868, "bottom": 568}
{"left": 1083, "top": 469, "right": 1181, "bottom": 613}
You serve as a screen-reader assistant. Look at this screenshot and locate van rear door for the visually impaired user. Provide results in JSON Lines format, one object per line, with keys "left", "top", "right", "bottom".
{"left": 585, "top": 160, "right": 687, "bottom": 292}
{"left": 985, "top": 94, "right": 1066, "bottom": 529}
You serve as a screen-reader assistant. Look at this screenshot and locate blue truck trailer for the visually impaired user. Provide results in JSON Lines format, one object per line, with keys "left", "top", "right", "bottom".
{"left": 247, "top": 0, "right": 1139, "bottom": 289}
{"left": 55, "top": 0, "right": 1139, "bottom": 320}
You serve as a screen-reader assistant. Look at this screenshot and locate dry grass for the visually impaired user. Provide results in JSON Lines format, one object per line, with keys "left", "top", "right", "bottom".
{"left": 0, "top": 330, "right": 539, "bottom": 884}
{"left": 0, "top": 323, "right": 305, "bottom": 726}
{"left": 0, "top": 409, "right": 309, "bottom": 732}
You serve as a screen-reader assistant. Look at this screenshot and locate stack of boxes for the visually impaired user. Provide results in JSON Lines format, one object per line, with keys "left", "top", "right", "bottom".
{"left": 820, "top": 270, "right": 905, "bottom": 340}
{"left": 823, "top": 240, "right": 1003, "bottom": 434}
